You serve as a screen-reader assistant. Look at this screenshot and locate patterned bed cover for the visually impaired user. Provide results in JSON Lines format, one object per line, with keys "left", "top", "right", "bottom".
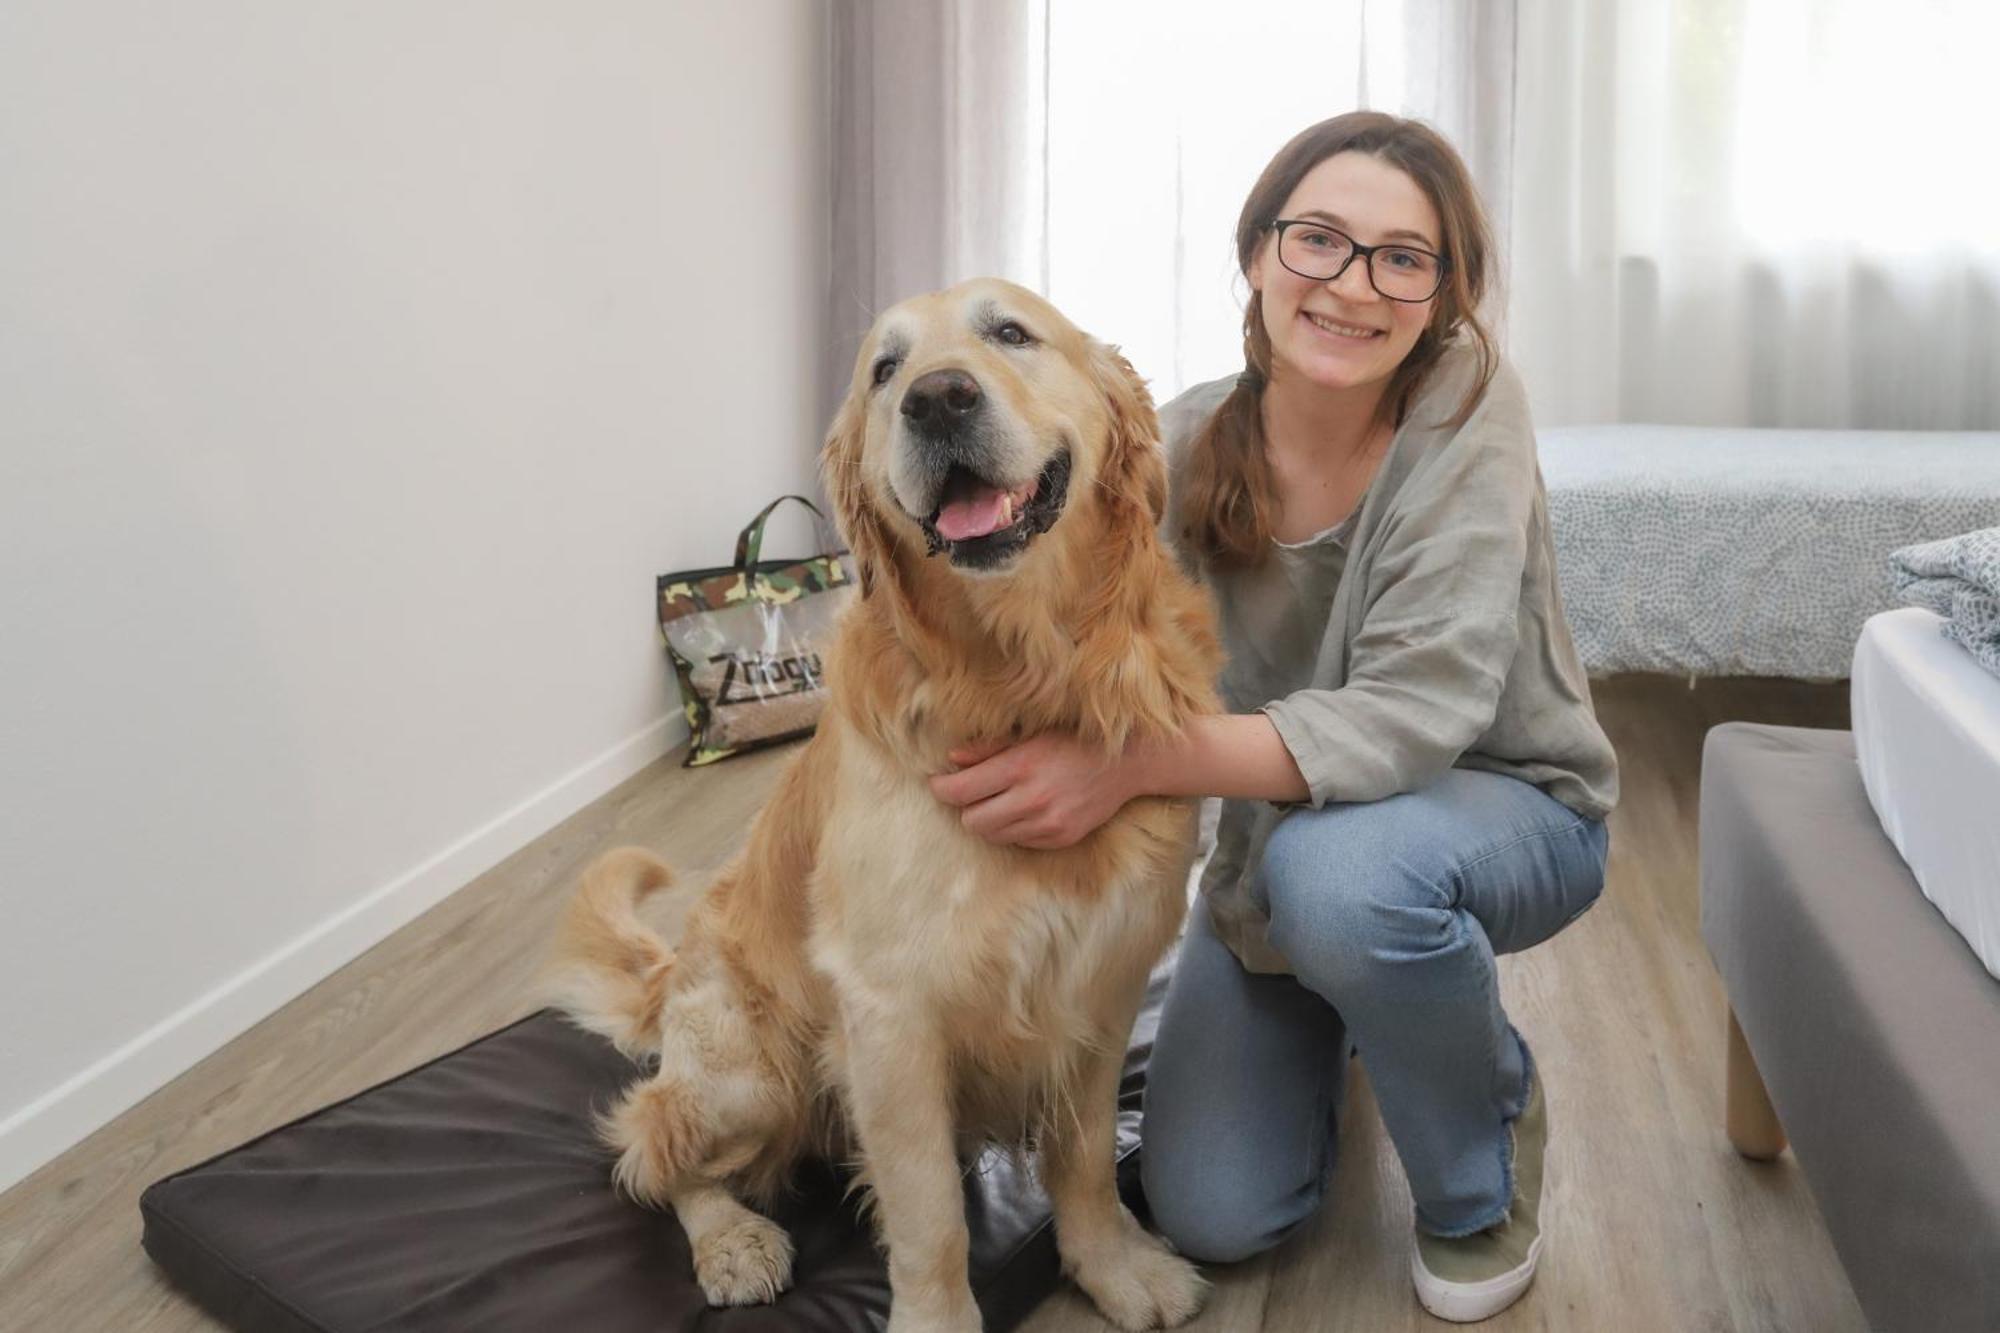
{"left": 1539, "top": 424, "right": 2000, "bottom": 678}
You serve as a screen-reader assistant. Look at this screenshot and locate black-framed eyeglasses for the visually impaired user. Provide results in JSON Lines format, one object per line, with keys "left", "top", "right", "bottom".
{"left": 1266, "top": 218, "right": 1447, "bottom": 303}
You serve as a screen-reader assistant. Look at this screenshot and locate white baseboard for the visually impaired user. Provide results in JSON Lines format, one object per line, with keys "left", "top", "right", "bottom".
{"left": 0, "top": 712, "right": 687, "bottom": 1196}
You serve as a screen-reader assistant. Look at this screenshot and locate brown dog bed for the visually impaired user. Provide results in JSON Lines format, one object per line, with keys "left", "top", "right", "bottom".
{"left": 139, "top": 964, "right": 1171, "bottom": 1332}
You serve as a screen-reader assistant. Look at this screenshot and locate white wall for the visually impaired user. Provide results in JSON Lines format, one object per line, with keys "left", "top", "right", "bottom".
{"left": 0, "top": 0, "right": 829, "bottom": 1191}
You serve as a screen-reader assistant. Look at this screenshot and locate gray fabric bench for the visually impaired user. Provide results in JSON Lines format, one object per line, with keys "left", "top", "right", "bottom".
{"left": 1698, "top": 723, "right": 2000, "bottom": 1331}
{"left": 1540, "top": 425, "right": 2000, "bottom": 678}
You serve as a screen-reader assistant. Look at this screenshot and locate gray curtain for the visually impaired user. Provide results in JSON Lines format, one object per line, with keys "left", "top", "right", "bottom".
{"left": 824, "top": 0, "right": 1046, "bottom": 419}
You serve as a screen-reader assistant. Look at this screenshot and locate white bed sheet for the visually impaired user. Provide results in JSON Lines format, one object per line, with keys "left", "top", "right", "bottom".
{"left": 1851, "top": 607, "right": 2000, "bottom": 979}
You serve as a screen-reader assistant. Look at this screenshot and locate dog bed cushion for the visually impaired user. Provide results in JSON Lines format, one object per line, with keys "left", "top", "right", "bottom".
{"left": 139, "top": 966, "right": 1171, "bottom": 1332}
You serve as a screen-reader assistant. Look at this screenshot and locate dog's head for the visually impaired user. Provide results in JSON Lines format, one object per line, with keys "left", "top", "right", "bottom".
{"left": 823, "top": 278, "right": 1165, "bottom": 600}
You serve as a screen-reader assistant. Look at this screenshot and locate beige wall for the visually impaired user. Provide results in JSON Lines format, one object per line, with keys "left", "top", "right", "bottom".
{"left": 0, "top": 0, "right": 829, "bottom": 1189}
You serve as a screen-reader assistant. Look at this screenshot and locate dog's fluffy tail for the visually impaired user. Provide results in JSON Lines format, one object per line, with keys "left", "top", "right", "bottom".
{"left": 544, "top": 846, "right": 679, "bottom": 1061}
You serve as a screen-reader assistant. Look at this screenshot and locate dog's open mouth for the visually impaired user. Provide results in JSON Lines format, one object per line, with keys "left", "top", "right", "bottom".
{"left": 920, "top": 450, "right": 1072, "bottom": 569}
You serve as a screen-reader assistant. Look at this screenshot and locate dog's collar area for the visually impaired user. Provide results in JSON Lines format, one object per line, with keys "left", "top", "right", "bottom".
{"left": 920, "top": 449, "right": 1072, "bottom": 569}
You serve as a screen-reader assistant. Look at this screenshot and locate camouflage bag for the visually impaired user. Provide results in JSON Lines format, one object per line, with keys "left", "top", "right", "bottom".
{"left": 657, "top": 495, "right": 857, "bottom": 767}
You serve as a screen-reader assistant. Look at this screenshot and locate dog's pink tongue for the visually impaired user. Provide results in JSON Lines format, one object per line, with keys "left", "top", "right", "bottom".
{"left": 935, "top": 486, "right": 1011, "bottom": 541}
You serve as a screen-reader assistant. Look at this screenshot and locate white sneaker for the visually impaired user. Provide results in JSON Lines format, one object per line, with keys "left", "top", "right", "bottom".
{"left": 1410, "top": 1073, "right": 1547, "bottom": 1323}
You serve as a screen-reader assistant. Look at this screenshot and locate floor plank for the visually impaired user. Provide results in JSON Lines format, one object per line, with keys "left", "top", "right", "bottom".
{"left": 0, "top": 677, "right": 1867, "bottom": 1331}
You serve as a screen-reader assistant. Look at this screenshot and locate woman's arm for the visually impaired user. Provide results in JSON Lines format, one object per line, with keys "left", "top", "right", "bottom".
{"left": 1127, "top": 713, "right": 1308, "bottom": 804}
{"left": 929, "top": 713, "right": 1307, "bottom": 850}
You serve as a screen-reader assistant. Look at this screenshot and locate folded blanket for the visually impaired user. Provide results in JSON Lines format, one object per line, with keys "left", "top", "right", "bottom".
{"left": 1891, "top": 527, "right": 2000, "bottom": 676}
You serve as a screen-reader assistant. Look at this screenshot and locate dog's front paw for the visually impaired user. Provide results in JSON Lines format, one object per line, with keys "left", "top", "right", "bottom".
{"left": 692, "top": 1214, "right": 796, "bottom": 1306}
{"left": 1068, "top": 1226, "right": 1208, "bottom": 1331}
{"left": 884, "top": 1304, "right": 981, "bottom": 1333}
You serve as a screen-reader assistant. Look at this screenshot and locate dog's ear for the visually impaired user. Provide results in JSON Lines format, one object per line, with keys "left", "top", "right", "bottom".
{"left": 819, "top": 384, "right": 892, "bottom": 600}
{"left": 1087, "top": 339, "right": 1169, "bottom": 525}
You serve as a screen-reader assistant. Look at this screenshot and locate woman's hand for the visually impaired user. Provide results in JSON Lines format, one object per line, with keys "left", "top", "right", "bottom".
{"left": 928, "top": 734, "right": 1141, "bottom": 850}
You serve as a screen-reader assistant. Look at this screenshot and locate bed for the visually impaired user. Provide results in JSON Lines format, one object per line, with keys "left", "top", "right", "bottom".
{"left": 1539, "top": 425, "right": 2000, "bottom": 678}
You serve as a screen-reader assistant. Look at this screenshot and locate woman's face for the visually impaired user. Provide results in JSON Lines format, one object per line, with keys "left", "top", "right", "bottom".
{"left": 1248, "top": 150, "right": 1442, "bottom": 397}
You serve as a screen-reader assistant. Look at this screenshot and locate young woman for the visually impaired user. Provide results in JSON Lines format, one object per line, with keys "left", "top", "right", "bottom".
{"left": 929, "top": 112, "right": 1618, "bottom": 1323}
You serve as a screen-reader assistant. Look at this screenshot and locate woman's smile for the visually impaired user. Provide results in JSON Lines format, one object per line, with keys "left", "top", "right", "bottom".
{"left": 1300, "top": 309, "right": 1386, "bottom": 342}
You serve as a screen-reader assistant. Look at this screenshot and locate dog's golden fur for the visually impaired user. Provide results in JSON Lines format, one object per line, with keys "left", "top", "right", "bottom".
{"left": 544, "top": 279, "right": 1222, "bottom": 1332}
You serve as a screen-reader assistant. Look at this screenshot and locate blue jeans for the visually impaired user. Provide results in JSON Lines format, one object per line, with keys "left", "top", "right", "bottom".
{"left": 1140, "top": 769, "right": 1610, "bottom": 1260}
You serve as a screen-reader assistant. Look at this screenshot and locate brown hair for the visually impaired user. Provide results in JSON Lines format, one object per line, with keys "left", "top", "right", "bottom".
{"left": 1181, "top": 112, "right": 1499, "bottom": 570}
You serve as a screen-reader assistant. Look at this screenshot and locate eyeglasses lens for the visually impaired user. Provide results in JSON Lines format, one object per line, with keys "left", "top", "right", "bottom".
{"left": 1279, "top": 224, "right": 1440, "bottom": 302}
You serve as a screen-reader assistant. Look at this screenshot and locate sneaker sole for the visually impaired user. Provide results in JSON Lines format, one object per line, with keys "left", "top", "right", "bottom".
{"left": 1410, "top": 1231, "right": 1544, "bottom": 1323}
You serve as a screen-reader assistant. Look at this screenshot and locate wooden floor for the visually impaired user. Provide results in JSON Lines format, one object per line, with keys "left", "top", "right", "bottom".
{"left": 0, "top": 675, "right": 1867, "bottom": 1332}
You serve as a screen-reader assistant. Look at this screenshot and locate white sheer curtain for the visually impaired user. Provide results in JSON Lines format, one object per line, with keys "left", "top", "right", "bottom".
{"left": 827, "top": 0, "right": 2000, "bottom": 428}
{"left": 1041, "top": 0, "right": 1513, "bottom": 401}
{"left": 827, "top": 1, "right": 1457, "bottom": 407}
{"left": 1046, "top": 3, "right": 1366, "bottom": 401}
{"left": 824, "top": 0, "right": 1047, "bottom": 415}
{"left": 1509, "top": 0, "right": 2000, "bottom": 427}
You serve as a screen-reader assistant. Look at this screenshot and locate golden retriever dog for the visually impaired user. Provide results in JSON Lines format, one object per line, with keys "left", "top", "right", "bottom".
{"left": 544, "top": 278, "right": 1221, "bottom": 1332}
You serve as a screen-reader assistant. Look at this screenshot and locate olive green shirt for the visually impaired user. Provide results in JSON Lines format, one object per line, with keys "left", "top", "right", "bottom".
{"left": 1159, "top": 342, "right": 1620, "bottom": 975}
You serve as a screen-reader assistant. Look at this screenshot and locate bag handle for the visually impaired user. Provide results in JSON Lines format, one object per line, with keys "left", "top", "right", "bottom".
{"left": 734, "top": 494, "right": 837, "bottom": 571}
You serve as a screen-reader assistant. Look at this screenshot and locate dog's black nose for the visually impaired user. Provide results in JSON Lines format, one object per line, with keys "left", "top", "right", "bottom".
{"left": 901, "top": 369, "right": 983, "bottom": 433}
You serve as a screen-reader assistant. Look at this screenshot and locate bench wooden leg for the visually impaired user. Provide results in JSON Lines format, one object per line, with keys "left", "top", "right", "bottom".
{"left": 1726, "top": 1006, "right": 1787, "bottom": 1160}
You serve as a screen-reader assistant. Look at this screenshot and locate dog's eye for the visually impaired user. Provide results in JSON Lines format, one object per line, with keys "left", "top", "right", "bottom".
{"left": 871, "top": 357, "right": 900, "bottom": 387}
{"left": 995, "top": 321, "right": 1032, "bottom": 347}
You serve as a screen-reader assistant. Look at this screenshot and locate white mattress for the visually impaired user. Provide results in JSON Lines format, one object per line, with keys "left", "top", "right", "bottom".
{"left": 1851, "top": 607, "right": 2000, "bottom": 978}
